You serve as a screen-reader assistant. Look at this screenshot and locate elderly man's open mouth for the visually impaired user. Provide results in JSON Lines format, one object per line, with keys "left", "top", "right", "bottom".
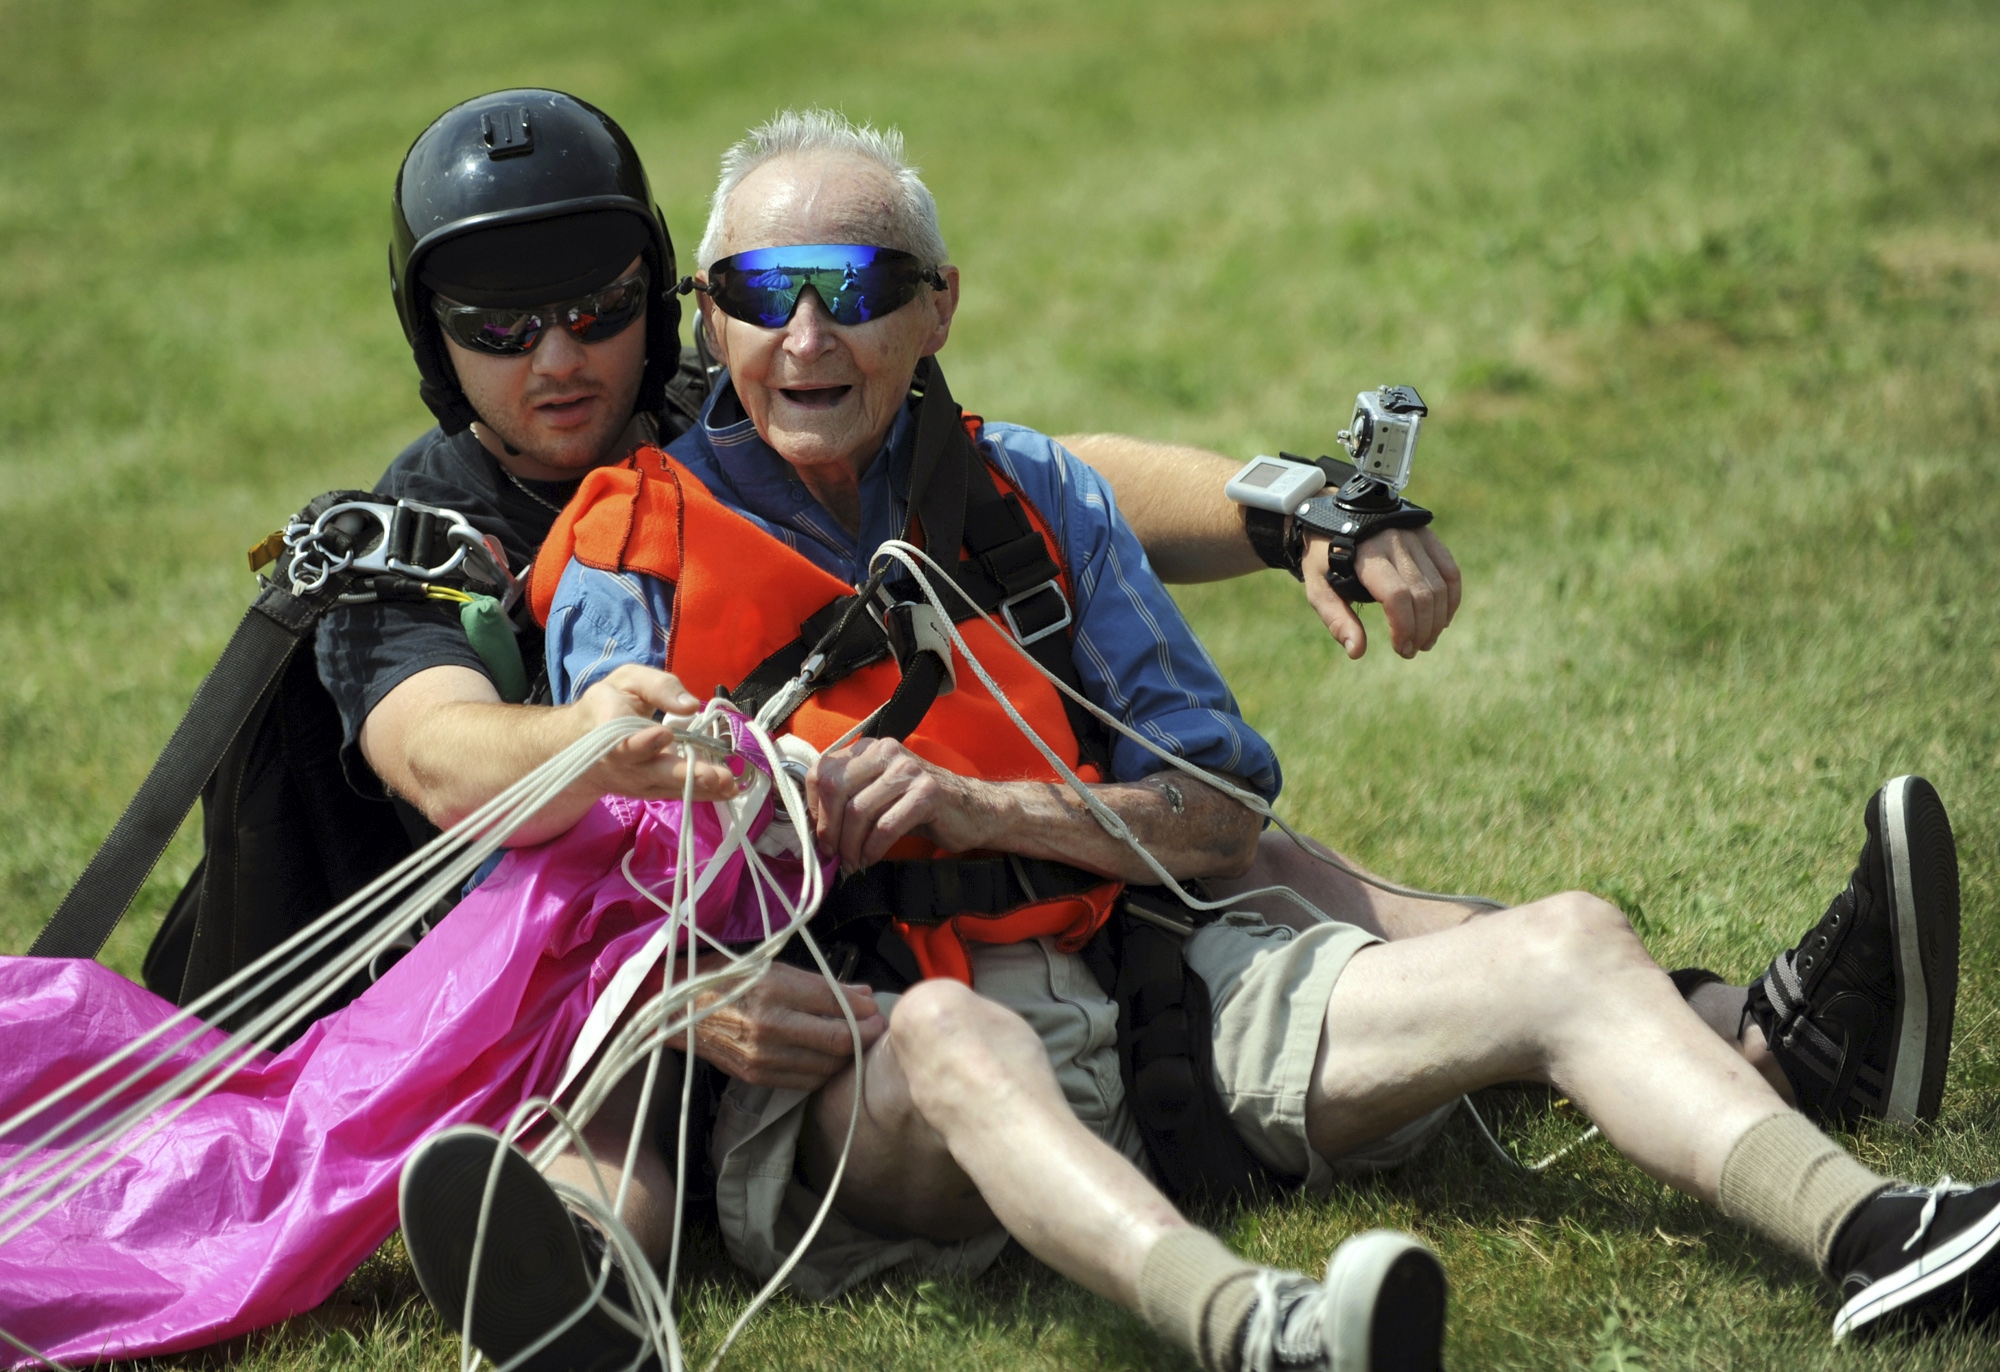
{"left": 780, "top": 384, "right": 852, "bottom": 409}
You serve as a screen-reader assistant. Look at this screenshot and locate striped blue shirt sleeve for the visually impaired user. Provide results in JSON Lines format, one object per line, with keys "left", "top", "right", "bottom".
{"left": 979, "top": 424, "right": 1282, "bottom": 800}
{"left": 544, "top": 425, "right": 1281, "bottom": 800}
{"left": 544, "top": 560, "right": 675, "bottom": 706}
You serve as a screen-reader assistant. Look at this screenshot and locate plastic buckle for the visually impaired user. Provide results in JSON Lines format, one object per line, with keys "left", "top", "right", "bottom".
{"left": 885, "top": 600, "right": 956, "bottom": 695}
{"left": 999, "top": 579, "right": 1072, "bottom": 646}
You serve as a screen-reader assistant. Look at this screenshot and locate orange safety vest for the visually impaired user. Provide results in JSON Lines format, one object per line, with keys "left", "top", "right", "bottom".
{"left": 529, "top": 431, "right": 1122, "bottom": 983}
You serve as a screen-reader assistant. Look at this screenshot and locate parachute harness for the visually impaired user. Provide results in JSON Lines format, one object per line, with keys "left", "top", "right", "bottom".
{"left": 1, "top": 539, "right": 1555, "bottom": 1372}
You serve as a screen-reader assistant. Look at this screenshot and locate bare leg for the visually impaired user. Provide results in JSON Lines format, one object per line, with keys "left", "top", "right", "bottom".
{"left": 1222, "top": 831, "right": 1796, "bottom": 1102}
{"left": 1209, "top": 829, "right": 1490, "bottom": 939}
{"left": 1304, "top": 891, "right": 1786, "bottom": 1201}
{"left": 543, "top": 1058, "right": 681, "bottom": 1264}
{"left": 799, "top": 979, "right": 1186, "bottom": 1307}
{"left": 1685, "top": 979, "right": 1793, "bottom": 1101}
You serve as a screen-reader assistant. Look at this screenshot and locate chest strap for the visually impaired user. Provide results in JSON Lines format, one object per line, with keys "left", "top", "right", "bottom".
{"left": 818, "top": 850, "right": 1122, "bottom": 985}
{"left": 724, "top": 359, "right": 1110, "bottom": 770}
{"left": 818, "top": 854, "right": 1108, "bottom": 932}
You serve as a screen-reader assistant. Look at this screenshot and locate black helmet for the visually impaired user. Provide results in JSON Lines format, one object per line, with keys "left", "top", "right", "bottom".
{"left": 390, "top": 89, "right": 681, "bottom": 434}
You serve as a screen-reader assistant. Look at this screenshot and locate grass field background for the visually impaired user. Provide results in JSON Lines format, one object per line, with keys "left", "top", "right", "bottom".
{"left": 4, "top": 0, "right": 1999, "bottom": 1366}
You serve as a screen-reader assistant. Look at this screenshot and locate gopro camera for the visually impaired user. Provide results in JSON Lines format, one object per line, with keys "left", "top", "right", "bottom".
{"left": 1337, "top": 385, "right": 1427, "bottom": 494}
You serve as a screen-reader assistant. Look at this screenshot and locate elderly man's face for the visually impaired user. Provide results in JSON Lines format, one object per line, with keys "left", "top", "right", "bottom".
{"left": 701, "top": 153, "right": 959, "bottom": 481}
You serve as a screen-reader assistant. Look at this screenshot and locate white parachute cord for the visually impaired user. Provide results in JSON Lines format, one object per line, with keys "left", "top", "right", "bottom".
{"left": 0, "top": 713, "right": 663, "bottom": 1169}
{"left": 863, "top": 543, "right": 1599, "bottom": 1171}
{"left": 646, "top": 735, "right": 704, "bottom": 1332}
{"left": 1458, "top": 1096, "right": 1524, "bottom": 1172}
{"left": 1460, "top": 1091, "right": 1601, "bottom": 1173}
{"left": 497, "top": 701, "right": 842, "bottom": 1371}
{"left": 0, "top": 712, "right": 659, "bottom": 1173}
{"left": 522, "top": 950, "right": 769, "bottom": 1172}
{"left": 467, "top": 1098, "right": 659, "bottom": 1372}
{"left": 1527, "top": 1125, "right": 1601, "bottom": 1172}
{"left": 872, "top": 539, "right": 1505, "bottom": 914}
{"left": 663, "top": 949, "right": 699, "bottom": 1327}
{"left": 560, "top": 705, "right": 859, "bottom": 1372}
{"left": 698, "top": 918, "right": 863, "bottom": 1372}
{"left": 0, "top": 715, "right": 657, "bottom": 1236}
{"left": 862, "top": 541, "right": 1304, "bottom": 917}
{"left": 0, "top": 716, "right": 665, "bottom": 1250}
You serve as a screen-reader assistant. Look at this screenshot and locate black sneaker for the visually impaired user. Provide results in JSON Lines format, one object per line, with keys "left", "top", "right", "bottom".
{"left": 1830, "top": 1176, "right": 2000, "bottom": 1341}
{"left": 1744, "top": 776, "right": 1959, "bottom": 1127}
{"left": 1237, "top": 1230, "right": 1446, "bottom": 1372}
{"left": 399, "top": 1125, "right": 656, "bottom": 1372}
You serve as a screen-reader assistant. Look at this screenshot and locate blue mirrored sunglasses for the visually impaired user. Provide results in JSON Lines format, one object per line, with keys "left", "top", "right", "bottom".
{"left": 678, "top": 244, "right": 946, "bottom": 328}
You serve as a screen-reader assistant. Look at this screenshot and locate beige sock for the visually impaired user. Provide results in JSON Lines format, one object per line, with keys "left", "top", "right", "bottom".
{"left": 1718, "top": 1110, "right": 1888, "bottom": 1272}
{"left": 1137, "top": 1226, "right": 1263, "bottom": 1372}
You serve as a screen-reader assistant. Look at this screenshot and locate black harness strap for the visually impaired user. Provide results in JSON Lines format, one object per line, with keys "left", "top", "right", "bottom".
{"left": 817, "top": 854, "right": 1107, "bottom": 934}
{"left": 905, "top": 356, "right": 970, "bottom": 570}
{"left": 29, "top": 589, "right": 323, "bottom": 960}
{"left": 26, "top": 489, "right": 489, "bottom": 962}
{"left": 726, "top": 593, "right": 892, "bottom": 721}
{"left": 1089, "top": 889, "right": 1284, "bottom": 1202}
{"left": 952, "top": 457, "right": 1109, "bottom": 771}
{"left": 726, "top": 360, "right": 1110, "bottom": 767}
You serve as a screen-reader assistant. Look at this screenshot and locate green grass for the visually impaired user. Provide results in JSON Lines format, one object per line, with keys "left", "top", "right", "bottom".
{"left": 4, "top": 0, "right": 1999, "bottom": 1366}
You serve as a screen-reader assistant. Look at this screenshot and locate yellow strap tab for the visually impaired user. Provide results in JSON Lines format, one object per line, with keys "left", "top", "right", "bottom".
{"left": 247, "top": 531, "right": 286, "bottom": 574}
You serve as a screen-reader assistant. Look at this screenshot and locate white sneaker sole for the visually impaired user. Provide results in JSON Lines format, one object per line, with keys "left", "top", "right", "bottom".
{"left": 1832, "top": 1193, "right": 2000, "bottom": 1341}
{"left": 1879, "top": 775, "right": 1958, "bottom": 1126}
{"left": 1321, "top": 1229, "right": 1447, "bottom": 1372}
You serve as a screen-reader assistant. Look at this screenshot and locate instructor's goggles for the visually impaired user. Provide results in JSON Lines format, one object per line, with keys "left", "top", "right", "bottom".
{"left": 430, "top": 268, "right": 649, "bottom": 356}
{"left": 679, "top": 244, "right": 946, "bottom": 328}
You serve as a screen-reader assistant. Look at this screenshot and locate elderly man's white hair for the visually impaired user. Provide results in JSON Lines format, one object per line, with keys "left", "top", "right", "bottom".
{"left": 695, "top": 108, "right": 949, "bottom": 271}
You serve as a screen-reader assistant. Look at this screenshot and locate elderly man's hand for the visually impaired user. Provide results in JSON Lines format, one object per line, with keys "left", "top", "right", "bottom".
{"left": 807, "top": 738, "right": 991, "bottom": 873}
{"left": 1301, "top": 527, "right": 1462, "bottom": 660}
{"left": 673, "top": 961, "right": 887, "bottom": 1091}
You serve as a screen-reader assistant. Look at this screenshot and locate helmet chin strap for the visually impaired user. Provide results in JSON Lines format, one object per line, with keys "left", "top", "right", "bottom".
{"left": 470, "top": 422, "right": 524, "bottom": 458}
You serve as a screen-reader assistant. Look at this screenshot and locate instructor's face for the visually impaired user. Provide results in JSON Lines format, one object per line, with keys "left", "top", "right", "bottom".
{"left": 443, "top": 256, "right": 648, "bottom": 482}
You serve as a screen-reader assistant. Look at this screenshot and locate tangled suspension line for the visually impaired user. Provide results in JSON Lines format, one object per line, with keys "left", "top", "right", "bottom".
{"left": 2, "top": 540, "right": 1588, "bottom": 1372}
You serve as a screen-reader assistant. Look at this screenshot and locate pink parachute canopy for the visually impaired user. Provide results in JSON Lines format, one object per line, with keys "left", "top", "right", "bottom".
{"left": 0, "top": 779, "right": 815, "bottom": 1366}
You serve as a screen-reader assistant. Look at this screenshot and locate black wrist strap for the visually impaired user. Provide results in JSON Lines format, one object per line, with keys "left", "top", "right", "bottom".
{"left": 1243, "top": 507, "right": 1296, "bottom": 576}
{"left": 1295, "top": 479, "right": 1434, "bottom": 604}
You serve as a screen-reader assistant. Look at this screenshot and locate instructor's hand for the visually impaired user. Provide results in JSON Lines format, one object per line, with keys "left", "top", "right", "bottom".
{"left": 676, "top": 961, "right": 886, "bottom": 1091}
{"left": 572, "top": 665, "right": 740, "bottom": 803}
{"left": 1302, "top": 526, "right": 1462, "bottom": 660}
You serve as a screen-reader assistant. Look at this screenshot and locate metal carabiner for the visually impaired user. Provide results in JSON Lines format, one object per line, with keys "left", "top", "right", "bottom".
{"left": 286, "top": 499, "right": 510, "bottom": 599}
{"left": 444, "top": 522, "right": 523, "bottom": 611}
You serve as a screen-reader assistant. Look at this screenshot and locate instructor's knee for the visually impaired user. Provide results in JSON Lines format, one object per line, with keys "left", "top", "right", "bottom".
{"left": 1520, "top": 890, "right": 1653, "bottom": 980}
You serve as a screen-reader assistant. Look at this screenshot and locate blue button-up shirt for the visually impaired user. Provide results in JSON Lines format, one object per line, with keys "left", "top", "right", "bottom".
{"left": 545, "top": 377, "right": 1281, "bottom": 799}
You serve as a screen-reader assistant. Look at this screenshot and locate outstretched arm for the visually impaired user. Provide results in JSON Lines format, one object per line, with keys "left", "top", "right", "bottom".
{"left": 358, "top": 662, "right": 739, "bottom": 844}
{"left": 1059, "top": 432, "right": 1463, "bottom": 659}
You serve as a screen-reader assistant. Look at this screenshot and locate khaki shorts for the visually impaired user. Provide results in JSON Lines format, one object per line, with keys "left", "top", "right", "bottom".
{"left": 710, "top": 915, "right": 1453, "bottom": 1299}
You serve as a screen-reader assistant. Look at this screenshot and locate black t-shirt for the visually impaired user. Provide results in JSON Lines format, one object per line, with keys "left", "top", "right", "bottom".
{"left": 316, "top": 351, "right": 706, "bottom": 795}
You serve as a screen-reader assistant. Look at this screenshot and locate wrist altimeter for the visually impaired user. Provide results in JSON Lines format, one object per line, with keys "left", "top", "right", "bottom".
{"left": 1231, "top": 385, "right": 1433, "bottom": 601}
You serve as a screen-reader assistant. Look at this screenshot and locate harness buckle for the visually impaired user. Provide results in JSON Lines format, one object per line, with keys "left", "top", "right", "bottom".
{"left": 283, "top": 499, "right": 519, "bottom": 608}
{"left": 884, "top": 601, "right": 957, "bottom": 696}
{"left": 999, "top": 578, "right": 1072, "bottom": 646}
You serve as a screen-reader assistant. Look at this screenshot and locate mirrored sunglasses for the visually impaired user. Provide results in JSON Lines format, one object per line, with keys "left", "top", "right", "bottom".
{"left": 680, "top": 244, "right": 945, "bottom": 328}
{"left": 431, "top": 268, "right": 649, "bottom": 356}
